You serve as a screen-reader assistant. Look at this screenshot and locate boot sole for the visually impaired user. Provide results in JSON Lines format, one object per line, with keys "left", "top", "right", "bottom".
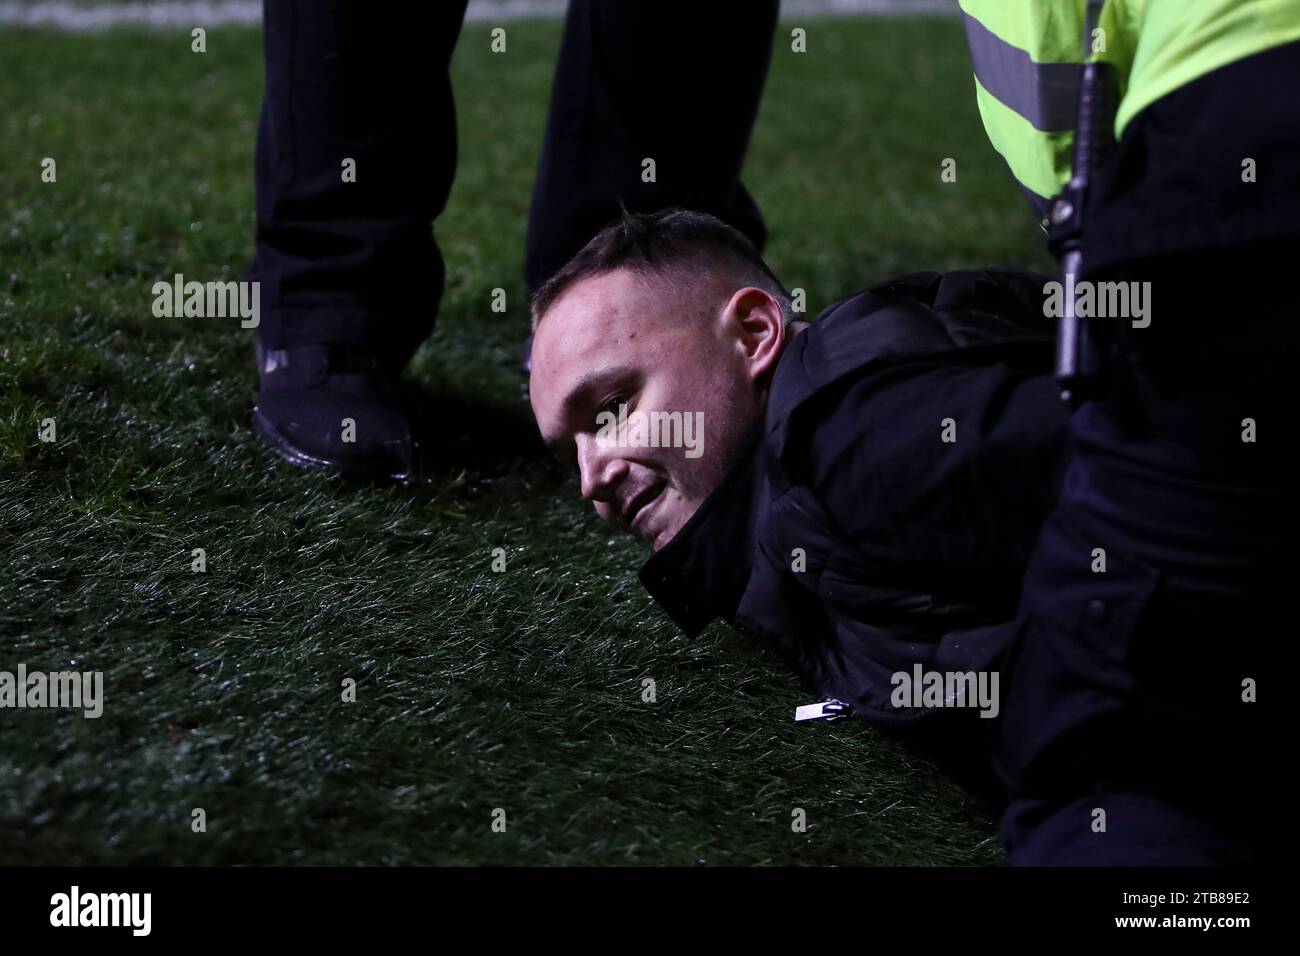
{"left": 250, "top": 406, "right": 414, "bottom": 485}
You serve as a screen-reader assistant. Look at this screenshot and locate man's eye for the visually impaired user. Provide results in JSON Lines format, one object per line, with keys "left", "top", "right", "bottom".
{"left": 599, "top": 395, "right": 630, "bottom": 418}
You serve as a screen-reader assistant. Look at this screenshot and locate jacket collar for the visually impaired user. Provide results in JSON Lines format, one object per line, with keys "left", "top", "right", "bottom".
{"left": 637, "top": 425, "right": 764, "bottom": 636}
{"left": 765, "top": 281, "right": 953, "bottom": 467}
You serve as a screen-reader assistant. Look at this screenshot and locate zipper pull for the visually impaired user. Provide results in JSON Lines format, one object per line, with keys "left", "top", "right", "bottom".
{"left": 794, "top": 698, "right": 853, "bottom": 723}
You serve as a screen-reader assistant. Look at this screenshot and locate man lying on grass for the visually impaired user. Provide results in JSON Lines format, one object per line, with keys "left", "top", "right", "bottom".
{"left": 529, "top": 209, "right": 1269, "bottom": 868}
{"left": 530, "top": 207, "right": 1065, "bottom": 701}
{"left": 528, "top": 210, "right": 1066, "bottom": 816}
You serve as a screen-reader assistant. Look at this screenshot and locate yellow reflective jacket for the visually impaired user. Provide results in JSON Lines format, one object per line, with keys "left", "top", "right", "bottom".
{"left": 957, "top": 0, "right": 1300, "bottom": 204}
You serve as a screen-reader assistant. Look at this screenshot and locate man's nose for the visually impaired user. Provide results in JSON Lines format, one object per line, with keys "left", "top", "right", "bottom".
{"left": 576, "top": 433, "right": 628, "bottom": 503}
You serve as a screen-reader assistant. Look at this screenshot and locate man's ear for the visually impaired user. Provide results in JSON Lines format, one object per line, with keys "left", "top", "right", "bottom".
{"left": 728, "top": 286, "right": 785, "bottom": 382}
{"left": 724, "top": 287, "right": 786, "bottom": 382}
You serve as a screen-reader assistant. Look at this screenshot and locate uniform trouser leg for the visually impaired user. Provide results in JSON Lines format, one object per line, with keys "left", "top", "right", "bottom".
{"left": 524, "top": 0, "right": 781, "bottom": 294}
{"left": 247, "top": 0, "right": 469, "bottom": 369}
{"left": 994, "top": 243, "right": 1291, "bottom": 865}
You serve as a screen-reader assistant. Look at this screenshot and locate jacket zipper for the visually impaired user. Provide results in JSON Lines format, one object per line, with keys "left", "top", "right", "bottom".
{"left": 794, "top": 698, "right": 854, "bottom": 723}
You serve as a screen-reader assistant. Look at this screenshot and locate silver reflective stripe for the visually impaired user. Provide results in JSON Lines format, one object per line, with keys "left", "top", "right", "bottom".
{"left": 962, "top": 12, "right": 1082, "bottom": 133}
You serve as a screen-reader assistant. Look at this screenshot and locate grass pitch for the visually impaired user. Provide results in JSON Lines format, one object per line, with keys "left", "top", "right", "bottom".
{"left": 0, "top": 15, "right": 1051, "bottom": 865}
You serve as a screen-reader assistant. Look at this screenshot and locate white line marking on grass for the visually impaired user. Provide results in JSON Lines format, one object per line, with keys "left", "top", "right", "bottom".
{"left": 0, "top": 0, "right": 957, "bottom": 31}
{"left": 0, "top": 1, "right": 260, "bottom": 29}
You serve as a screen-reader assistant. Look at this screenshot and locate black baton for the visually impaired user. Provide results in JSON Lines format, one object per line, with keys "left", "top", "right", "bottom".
{"left": 1047, "top": 8, "right": 1119, "bottom": 405}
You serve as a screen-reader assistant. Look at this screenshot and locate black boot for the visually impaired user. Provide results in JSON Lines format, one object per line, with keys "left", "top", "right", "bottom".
{"left": 251, "top": 343, "right": 415, "bottom": 483}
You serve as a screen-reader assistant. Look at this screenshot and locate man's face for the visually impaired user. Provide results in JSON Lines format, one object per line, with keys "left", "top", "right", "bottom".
{"left": 530, "top": 267, "right": 779, "bottom": 551}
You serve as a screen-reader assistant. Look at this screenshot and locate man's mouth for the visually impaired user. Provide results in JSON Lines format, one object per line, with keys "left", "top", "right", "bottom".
{"left": 624, "top": 481, "right": 666, "bottom": 542}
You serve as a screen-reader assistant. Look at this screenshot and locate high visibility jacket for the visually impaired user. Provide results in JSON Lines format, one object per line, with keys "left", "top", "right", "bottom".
{"left": 958, "top": 0, "right": 1300, "bottom": 207}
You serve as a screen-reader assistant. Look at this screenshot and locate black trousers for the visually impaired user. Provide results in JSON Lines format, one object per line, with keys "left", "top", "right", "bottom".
{"left": 246, "top": 0, "right": 779, "bottom": 366}
{"left": 995, "top": 245, "right": 1286, "bottom": 865}
{"left": 994, "top": 45, "right": 1300, "bottom": 865}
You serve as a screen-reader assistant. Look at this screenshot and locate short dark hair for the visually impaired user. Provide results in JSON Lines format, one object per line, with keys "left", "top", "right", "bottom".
{"left": 530, "top": 209, "right": 791, "bottom": 329}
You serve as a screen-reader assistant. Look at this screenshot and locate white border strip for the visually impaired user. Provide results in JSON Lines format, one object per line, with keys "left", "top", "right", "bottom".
{"left": 0, "top": 0, "right": 957, "bottom": 32}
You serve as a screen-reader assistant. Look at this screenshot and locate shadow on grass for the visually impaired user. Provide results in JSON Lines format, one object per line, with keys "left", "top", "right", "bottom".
{"left": 401, "top": 378, "right": 551, "bottom": 480}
